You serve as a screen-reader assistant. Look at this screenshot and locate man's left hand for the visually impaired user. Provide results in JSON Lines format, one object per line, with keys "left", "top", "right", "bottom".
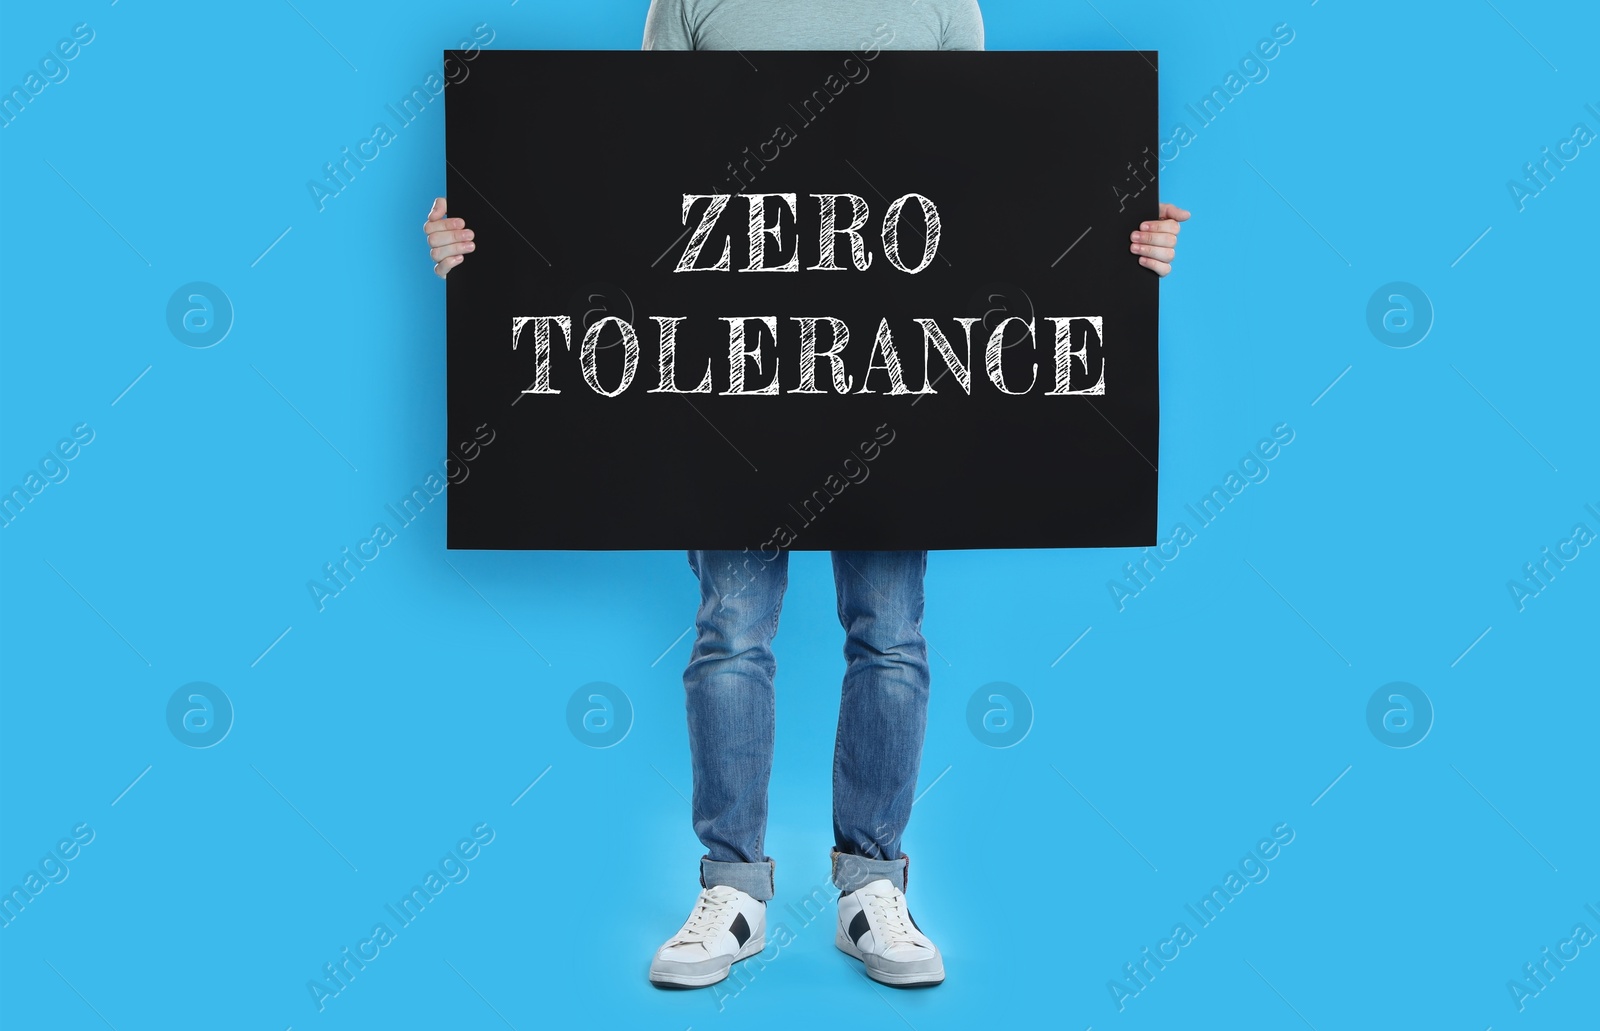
{"left": 1130, "top": 202, "right": 1191, "bottom": 277}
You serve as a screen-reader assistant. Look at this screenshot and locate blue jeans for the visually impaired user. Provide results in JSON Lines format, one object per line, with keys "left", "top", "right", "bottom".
{"left": 683, "top": 549, "right": 930, "bottom": 902}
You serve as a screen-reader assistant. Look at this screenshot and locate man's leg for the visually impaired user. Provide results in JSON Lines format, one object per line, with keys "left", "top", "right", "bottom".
{"left": 828, "top": 549, "right": 930, "bottom": 891}
{"left": 650, "top": 550, "right": 787, "bottom": 989}
{"left": 683, "top": 548, "right": 789, "bottom": 901}
{"left": 827, "top": 549, "right": 942, "bottom": 988}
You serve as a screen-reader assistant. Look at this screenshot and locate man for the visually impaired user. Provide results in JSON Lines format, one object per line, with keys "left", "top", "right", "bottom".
{"left": 423, "top": 0, "right": 1189, "bottom": 991}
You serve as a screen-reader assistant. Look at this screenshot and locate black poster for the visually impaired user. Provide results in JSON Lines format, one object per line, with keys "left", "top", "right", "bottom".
{"left": 445, "top": 50, "right": 1158, "bottom": 551}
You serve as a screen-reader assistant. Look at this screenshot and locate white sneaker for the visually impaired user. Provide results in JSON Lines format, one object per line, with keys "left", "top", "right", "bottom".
{"left": 649, "top": 884, "right": 766, "bottom": 988}
{"left": 836, "top": 878, "right": 944, "bottom": 986}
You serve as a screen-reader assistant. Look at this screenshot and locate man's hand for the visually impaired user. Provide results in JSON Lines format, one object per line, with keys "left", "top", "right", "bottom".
{"left": 1130, "top": 202, "right": 1191, "bottom": 277}
{"left": 425, "top": 197, "right": 475, "bottom": 279}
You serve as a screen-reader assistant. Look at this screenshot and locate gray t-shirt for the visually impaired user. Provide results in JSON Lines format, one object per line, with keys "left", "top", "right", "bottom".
{"left": 642, "top": 0, "right": 984, "bottom": 51}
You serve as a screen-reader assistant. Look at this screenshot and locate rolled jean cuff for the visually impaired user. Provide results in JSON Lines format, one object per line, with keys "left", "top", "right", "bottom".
{"left": 700, "top": 856, "right": 775, "bottom": 902}
{"left": 831, "top": 849, "right": 908, "bottom": 894}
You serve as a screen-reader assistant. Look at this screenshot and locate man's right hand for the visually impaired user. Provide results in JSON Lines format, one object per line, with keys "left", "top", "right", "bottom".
{"left": 425, "top": 197, "right": 475, "bottom": 279}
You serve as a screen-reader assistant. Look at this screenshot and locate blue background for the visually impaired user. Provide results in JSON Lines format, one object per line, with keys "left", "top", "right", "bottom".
{"left": 3, "top": 1, "right": 1596, "bottom": 1028}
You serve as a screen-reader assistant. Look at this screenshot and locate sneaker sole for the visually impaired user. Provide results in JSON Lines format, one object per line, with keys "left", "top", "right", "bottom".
{"left": 835, "top": 929, "right": 944, "bottom": 987}
{"left": 650, "top": 934, "right": 766, "bottom": 989}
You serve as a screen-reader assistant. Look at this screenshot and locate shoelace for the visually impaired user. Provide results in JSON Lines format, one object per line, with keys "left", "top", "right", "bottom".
{"left": 868, "top": 891, "right": 924, "bottom": 949}
{"left": 668, "top": 885, "right": 740, "bottom": 947}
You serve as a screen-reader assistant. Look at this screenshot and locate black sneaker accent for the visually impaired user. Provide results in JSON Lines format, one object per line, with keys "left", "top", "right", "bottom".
{"left": 848, "top": 910, "right": 871, "bottom": 945}
{"left": 730, "top": 912, "right": 751, "bottom": 947}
